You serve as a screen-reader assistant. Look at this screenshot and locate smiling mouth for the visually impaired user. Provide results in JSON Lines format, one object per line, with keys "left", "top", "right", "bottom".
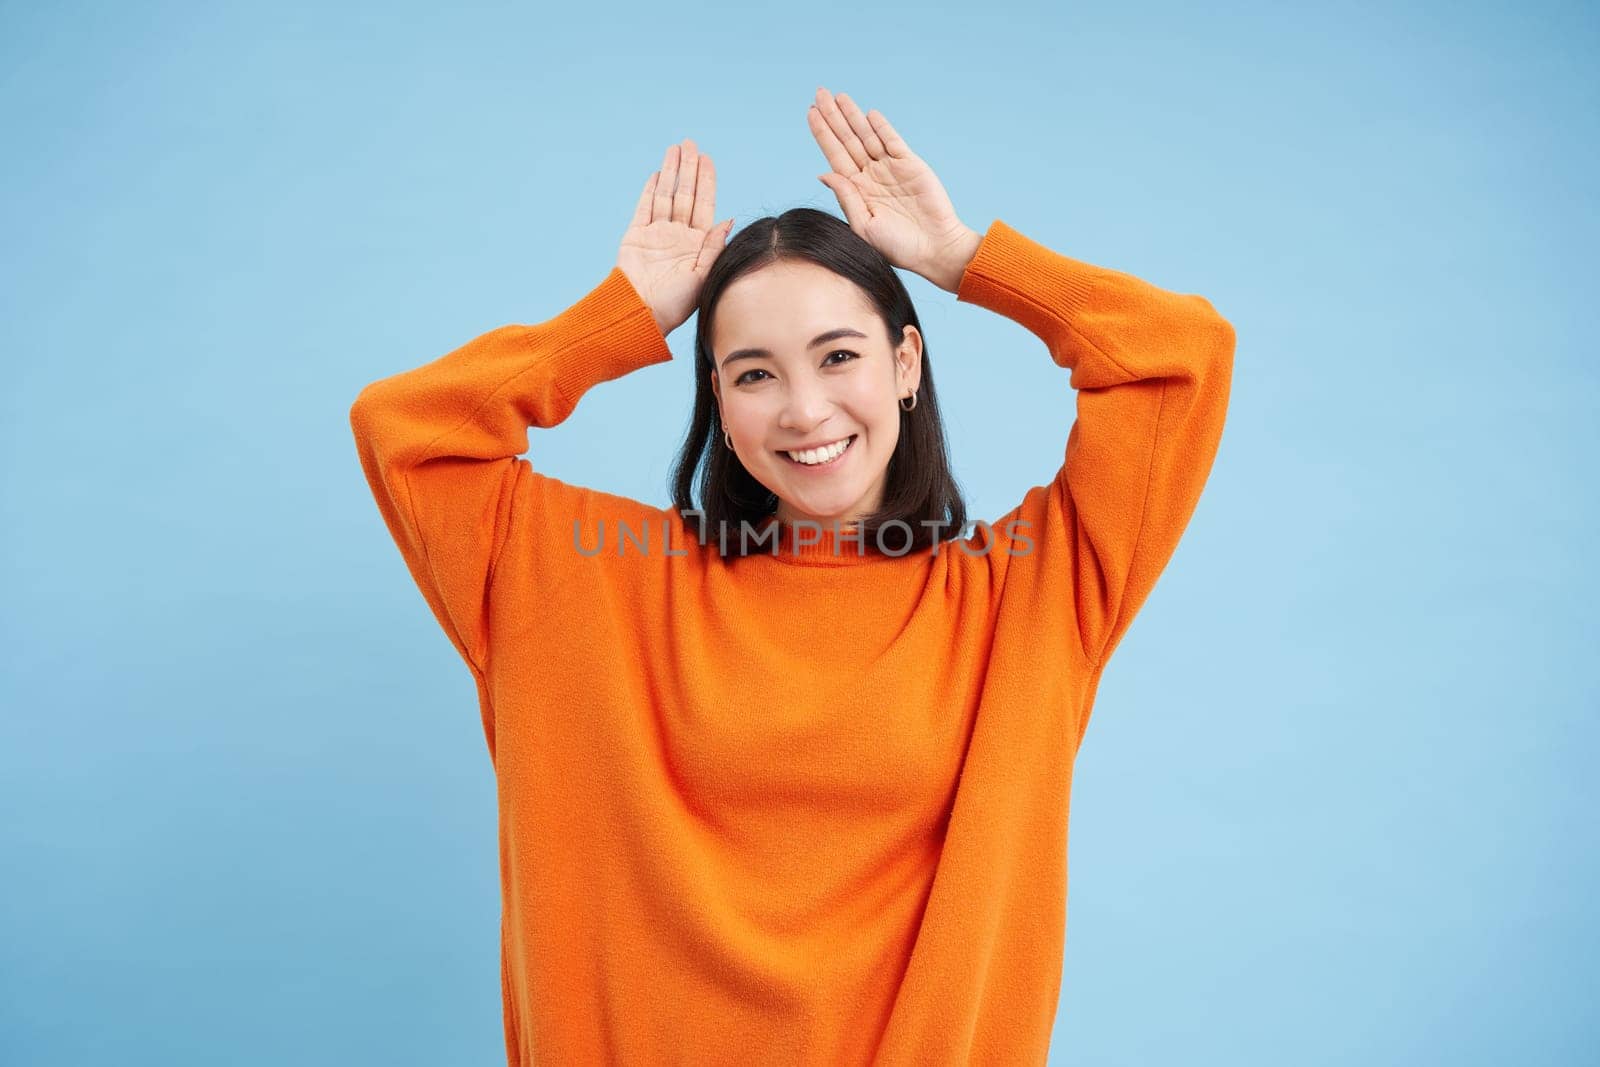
{"left": 779, "top": 434, "right": 857, "bottom": 468}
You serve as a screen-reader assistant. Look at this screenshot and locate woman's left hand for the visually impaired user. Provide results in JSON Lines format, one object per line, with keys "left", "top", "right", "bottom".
{"left": 807, "top": 87, "right": 982, "bottom": 293}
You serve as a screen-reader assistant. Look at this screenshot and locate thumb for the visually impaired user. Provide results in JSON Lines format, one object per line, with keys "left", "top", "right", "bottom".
{"left": 695, "top": 219, "right": 734, "bottom": 270}
{"left": 818, "top": 174, "right": 870, "bottom": 236}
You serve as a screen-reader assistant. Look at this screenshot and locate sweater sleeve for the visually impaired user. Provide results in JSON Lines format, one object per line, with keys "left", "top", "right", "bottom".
{"left": 348, "top": 266, "right": 674, "bottom": 678}
{"left": 957, "top": 219, "right": 1235, "bottom": 671}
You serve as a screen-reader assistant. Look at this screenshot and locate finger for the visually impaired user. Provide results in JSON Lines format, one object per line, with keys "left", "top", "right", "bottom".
{"left": 820, "top": 173, "right": 872, "bottom": 236}
{"left": 813, "top": 87, "right": 868, "bottom": 169}
{"left": 690, "top": 151, "right": 716, "bottom": 231}
{"left": 631, "top": 170, "right": 659, "bottom": 228}
{"left": 674, "top": 139, "right": 699, "bottom": 224}
{"left": 865, "top": 108, "right": 911, "bottom": 159}
{"left": 835, "top": 92, "right": 885, "bottom": 158}
{"left": 653, "top": 143, "right": 679, "bottom": 223}
{"left": 807, "top": 104, "right": 857, "bottom": 176}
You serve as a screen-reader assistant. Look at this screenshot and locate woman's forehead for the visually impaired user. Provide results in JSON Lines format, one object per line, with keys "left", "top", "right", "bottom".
{"left": 714, "top": 264, "right": 877, "bottom": 347}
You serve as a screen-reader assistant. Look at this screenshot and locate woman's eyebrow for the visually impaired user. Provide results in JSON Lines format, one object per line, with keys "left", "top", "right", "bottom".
{"left": 721, "top": 327, "right": 870, "bottom": 368}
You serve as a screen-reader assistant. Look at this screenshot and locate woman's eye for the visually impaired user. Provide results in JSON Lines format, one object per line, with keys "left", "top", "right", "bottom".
{"left": 734, "top": 351, "right": 857, "bottom": 386}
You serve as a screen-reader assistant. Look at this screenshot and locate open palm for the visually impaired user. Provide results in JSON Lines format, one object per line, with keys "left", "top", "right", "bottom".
{"left": 807, "top": 88, "right": 975, "bottom": 281}
{"left": 617, "top": 139, "right": 733, "bottom": 336}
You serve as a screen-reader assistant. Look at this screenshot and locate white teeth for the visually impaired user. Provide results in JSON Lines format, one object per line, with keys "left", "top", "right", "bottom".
{"left": 786, "top": 436, "right": 852, "bottom": 465}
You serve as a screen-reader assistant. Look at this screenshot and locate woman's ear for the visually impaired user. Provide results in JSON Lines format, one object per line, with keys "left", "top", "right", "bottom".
{"left": 896, "top": 325, "right": 924, "bottom": 396}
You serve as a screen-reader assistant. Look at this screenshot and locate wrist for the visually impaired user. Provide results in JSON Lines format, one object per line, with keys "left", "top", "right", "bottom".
{"left": 926, "top": 225, "right": 983, "bottom": 293}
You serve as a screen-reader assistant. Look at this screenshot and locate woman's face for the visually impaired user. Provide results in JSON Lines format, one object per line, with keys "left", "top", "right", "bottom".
{"left": 710, "top": 260, "right": 922, "bottom": 530}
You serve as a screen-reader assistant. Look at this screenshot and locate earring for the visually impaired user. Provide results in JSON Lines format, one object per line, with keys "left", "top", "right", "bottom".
{"left": 900, "top": 392, "right": 918, "bottom": 412}
{"left": 723, "top": 429, "right": 734, "bottom": 449}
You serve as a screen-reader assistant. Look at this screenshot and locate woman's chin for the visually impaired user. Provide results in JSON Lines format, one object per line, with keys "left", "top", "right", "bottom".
{"left": 767, "top": 468, "right": 872, "bottom": 526}
{"left": 780, "top": 500, "right": 858, "bottom": 527}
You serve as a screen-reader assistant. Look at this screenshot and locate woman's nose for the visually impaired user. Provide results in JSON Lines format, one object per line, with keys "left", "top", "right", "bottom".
{"left": 778, "top": 377, "right": 833, "bottom": 429}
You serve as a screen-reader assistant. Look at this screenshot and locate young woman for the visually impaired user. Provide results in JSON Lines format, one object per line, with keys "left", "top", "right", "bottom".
{"left": 351, "top": 86, "right": 1234, "bottom": 1065}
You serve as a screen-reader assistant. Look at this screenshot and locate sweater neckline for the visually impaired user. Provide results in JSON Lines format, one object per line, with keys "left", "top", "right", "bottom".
{"left": 741, "top": 515, "right": 913, "bottom": 566}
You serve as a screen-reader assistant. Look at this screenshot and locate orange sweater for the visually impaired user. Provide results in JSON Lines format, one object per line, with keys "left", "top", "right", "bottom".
{"left": 349, "top": 219, "right": 1234, "bottom": 1064}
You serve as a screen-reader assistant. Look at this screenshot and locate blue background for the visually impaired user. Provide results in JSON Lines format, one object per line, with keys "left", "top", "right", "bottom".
{"left": 3, "top": 1, "right": 1595, "bottom": 1063}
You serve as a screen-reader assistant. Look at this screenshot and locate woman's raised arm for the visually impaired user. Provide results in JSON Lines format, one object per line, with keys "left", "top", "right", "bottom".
{"left": 959, "top": 220, "right": 1236, "bottom": 673}
{"left": 349, "top": 139, "right": 730, "bottom": 680}
{"left": 807, "top": 88, "right": 1233, "bottom": 673}
{"left": 348, "top": 274, "right": 672, "bottom": 679}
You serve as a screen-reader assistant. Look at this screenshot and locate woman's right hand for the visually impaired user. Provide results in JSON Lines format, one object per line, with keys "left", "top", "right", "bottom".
{"left": 617, "top": 139, "right": 733, "bottom": 337}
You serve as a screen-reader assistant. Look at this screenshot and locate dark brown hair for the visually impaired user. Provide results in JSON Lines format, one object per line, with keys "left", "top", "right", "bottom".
{"left": 669, "top": 207, "right": 967, "bottom": 557}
